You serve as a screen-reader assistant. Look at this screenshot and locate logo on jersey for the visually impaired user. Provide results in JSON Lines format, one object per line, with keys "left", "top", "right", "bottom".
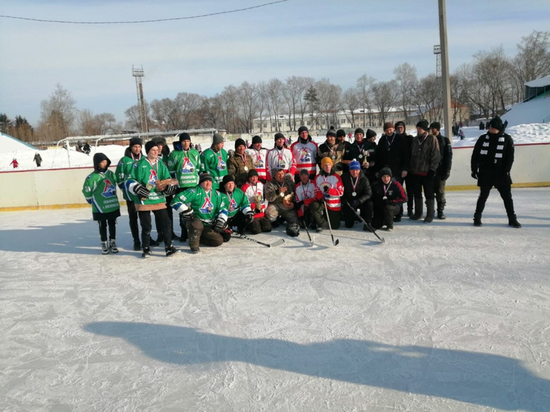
{"left": 147, "top": 170, "right": 158, "bottom": 186}
{"left": 180, "top": 157, "right": 195, "bottom": 174}
{"left": 102, "top": 178, "right": 117, "bottom": 198}
{"left": 217, "top": 156, "right": 226, "bottom": 171}
{"left": 254, "top": 157, "right": 264, "bottom": 168}
{"left": 228, "top": 198, "right": 238, "bottom": 212}
{"left": 299, "top": 149, "right": 312, "bottom": 163}
{"left": 200, "top": 197, "right": 214, "bottom": 214}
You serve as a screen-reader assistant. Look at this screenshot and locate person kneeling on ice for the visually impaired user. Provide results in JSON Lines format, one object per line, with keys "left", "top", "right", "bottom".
{"left": 341, "top": 159, "right": 373, "bottom": 230}
{"left": 313, "top": 157, "right": 344, "bottom": 230}
{"left": 219, "top": 174, "right": 254, "bottom": 240}
{"left": 82, "top": 153, "right": 121, "bottom": 254}
{"left": 371, "top": 167, "right": 407, "bottom": 232}
{"left": 171, "top": 172, "right": 229, "bottom": 253}
{"left": 264, "top": 168, "right": 300, "bottom": 237}
{"left": 294, "top": 169, "right": 319, "bottom": 230}
{"left": 241, "top": 170, "right": 272, "bottom": 234}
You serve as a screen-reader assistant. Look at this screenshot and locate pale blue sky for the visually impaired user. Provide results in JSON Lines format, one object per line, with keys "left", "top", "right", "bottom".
{"left": 1, "top": 0, "right": 549, "bottom": 127}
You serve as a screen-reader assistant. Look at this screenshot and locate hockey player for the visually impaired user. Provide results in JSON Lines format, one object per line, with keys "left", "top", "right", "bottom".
{"left": 291, "top": 126, "right": 318, "bottom": 182}
{"left": 317, "top": 130, "right": 346, "bottom": 176}
{"left": 227, "top": 138, "right": 255, "bottom": 187}
{"left": 126, "top": 140, "right": 178, "bottom": 258}
{"left": 265, "top": 133, "right": 296, "bottom": 181}
{"left": 313, "top": 157, "right": 344, "bottom": 230}
{"left": 264, "top": 168, "right": 300, "bottom": 237}
{"left": 115, "top": 137, "right": 143, "bottom": 250}
{"left": 372, "top": 167, "right": 407, "bottom": 231}
{"left": 294, "top": 169, "right": 319, "bottom": 230}
{"left": 246, "top": 135, "right": 268, "bottom": 183}
{"left": 200, "top": 133, "right": 228, "bottom": 190}
{"left": 171, "top": 173, "right": 229, "bottom": 253}
{"left": 82, "top": 153, "right": 121, "bottom": 254}
{"left": 342, "top": 128, "right": 372, "bottom": 174}
{"left": 219, "top": 174, "right": 254, "bottom": 239}
{"left": 341, "top": 159, "right": 373, "bottom": 229}
{"left": 241, "top": 170, "right": 272, "bottom": 234}
{"left": 167, "top": 132, "right": 201, "bottom": 241}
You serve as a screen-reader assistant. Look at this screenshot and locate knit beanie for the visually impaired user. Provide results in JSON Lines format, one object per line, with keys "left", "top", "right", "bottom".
{"left": 213, "top": 133, "right": 224, "bottom": 145}
{"left": 234, "top": 138, "right": 246, "bottom": 149}
{"left": 129, "top": 137, "right": 142, "bottom": 149}
{"left": 429, "top": 122, "right": 441, "bottom": 131}
{"left": 489, "top": 116, "right": 504, "bottom": 132}
{"left": 178, "top": 132, "right": 191, "bottom": 142}
{"left": 298, "top": 126, "right": 308, "bottom": 135}
{"left": 321, "top": 157, "right": 333, "bottom": 168}
{"left": 349, "top": 159, "right": 361, "bottom": 171}
{"left": 395, "top": 121, "right": 405, "bottom": 129}
{"left": 145, "top": 140, "right": 157, "bottom": 154}
{"left": 199, "top": 173, "right": 213, "bottom": 184}
{"left": 366, "top": 129, "right": 377, "bottom": 139}
{"left": 354, "top": 127, "right": 365, "bottom": 136}
{"left": 326, "top": 130, "right": 337, "bottom": 138}
{"left": 336, "top": 129, "right": 346, "bottom": 138}
{"left": 379, "top": 167, "right": 392, "bottom": 178}
{"left": 252, "top": 135, "right": 262, "bottom": 144}
{"left": 299, "top": 168, "right": 309, "bottom": 176}
{"left": 248, "top": 169, "right": 259, "bottom": 178}
{"left": 274, "top": 132, "right": 285, "bottom": 141}
{"left": 222, "top": 174, "right": 235, "bottom": 186}
{"left": 416, "top": 120, "right": 429, "bottom": 131}
{"left": 383, "top": 122, "right": 394, "bottom": 131}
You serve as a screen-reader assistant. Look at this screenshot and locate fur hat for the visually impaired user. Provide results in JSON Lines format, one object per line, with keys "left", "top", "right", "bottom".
{"left": 379, "top": 167, "right": 392, "bottom": 178}
{"left": 129, "top": 137, "right": 142, "bottom": 149}
{"left": 252, "top": 135, "right": 262, "bottom": 144}
{"left": 212, "top": 133, "right": 224, "bottom": 145}
{"left": 145, "top": 140, "right": 157, "bottom": 154}
{"left": 383, "top": 122, "right": 394, "bottom": 131}
{"left": 349, "top": 159, "right": 361, "bottom": 171}
{"left": 429, "top": 122, "right": 441, "bottom": 131}
{"left": 416, "top": 120, "right": 429, "bottom": 131}
{"left": 199, "top": 173, "right": 213, "bottom": 184}
{"left": 234, "top": 138, "right": 246, "bottom": 149}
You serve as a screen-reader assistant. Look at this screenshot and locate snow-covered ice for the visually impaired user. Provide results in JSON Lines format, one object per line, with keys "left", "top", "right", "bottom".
{"left": 1, "top": 188, "right": 549, "bottom": 411}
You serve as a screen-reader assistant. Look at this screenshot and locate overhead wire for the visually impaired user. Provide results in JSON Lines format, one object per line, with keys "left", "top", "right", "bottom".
{"left": 0, "top": 0, "right": 288, "bottom": 25}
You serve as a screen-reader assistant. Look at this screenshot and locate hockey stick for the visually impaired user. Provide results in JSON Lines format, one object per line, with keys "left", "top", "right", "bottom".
{"left": 301, "top": 205, "right": 313, "bottom": 246}
{"left": 345, "top": 201, "right": 385, "bottom": 243}
{"left": 224, "top": 229, "right": 285, "bottom": 248}
{"left": 323, "top": 199, "right": 339, "bottom": 246}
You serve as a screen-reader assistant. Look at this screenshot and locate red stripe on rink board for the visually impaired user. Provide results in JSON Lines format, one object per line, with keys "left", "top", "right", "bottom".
{"left": 453, "top": 142, "right": 550, "bottom": 150}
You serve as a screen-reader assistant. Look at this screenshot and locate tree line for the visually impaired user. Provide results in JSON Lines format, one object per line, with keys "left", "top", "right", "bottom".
{"left": 2, "top": 30, "right": 548, "bottom": 143}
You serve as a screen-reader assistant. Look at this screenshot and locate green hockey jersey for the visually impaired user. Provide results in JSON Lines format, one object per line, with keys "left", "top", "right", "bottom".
{"left": 171, "top": 186, "right": 228, "bottom": 225}
{"left": 220, "top": 188, "right": 252, "bottom": 218}
{"left": 127, "top": 157, "right": 171, "bottom": 206}
{"left": 115, "top": 152, "right": 141, "bottom": 201}
{"left": 82, "top": 170, "right": 120, "bottom": 214}
{"left": 168, "top": 148, "right": 201, "bottom": 188}
{"left": 200, "top": 147, "right": 228, "bottom": 189}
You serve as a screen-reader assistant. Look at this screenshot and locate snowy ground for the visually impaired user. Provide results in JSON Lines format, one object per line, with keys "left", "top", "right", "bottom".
{"left": 1, "top": 188, "right": 549, "bottom": 412}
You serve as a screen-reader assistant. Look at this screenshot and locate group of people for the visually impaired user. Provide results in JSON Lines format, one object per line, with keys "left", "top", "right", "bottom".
{"left": 82, "top": 115, "right": 521, "bottom": 257}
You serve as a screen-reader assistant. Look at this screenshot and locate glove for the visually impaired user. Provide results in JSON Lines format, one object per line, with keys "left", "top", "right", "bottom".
{"left": 213, "top": 217, "right": 227, "bottom": 233}
{"left": 163, "top": 185, "right": 177, "bottom": 196}
{"left": 351, "top": 199, "right": 359, "bottom": 209}
{"left": 323, "top": 185, "right": 329, "bottom": 193}
{"left": 427, "top": 170, "right": 435, "bottom": 179}
{"left": 294, "top": 200, "right": 304, "bottom": 210}
{"left": 245, "top": 211, "right": 254, "bottom": 224}
{"left": 134, "top": 183, "right": 150, "bottom": 198}
{"left": 181, "top": 208, "right": 194, "bottom": 222}
{"left": 471, "top": 171, "right": 478, "bottom": 180}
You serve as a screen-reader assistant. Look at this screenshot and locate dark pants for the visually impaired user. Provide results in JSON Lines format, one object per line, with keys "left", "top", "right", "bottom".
{"left": 475, "top": 184, "right": 516, "bottom": 218}
{"left": 309, "top": 201, "right": 341, "bottom": 229}
{"left": 405, "top": 174, "right": 414, "bottom": 214}
{"left": 126, "top": 200, "right": 140, "bottom": 242}
{"left": 411, "top": 174, "right": 435, "bottom": 201}
{"left": 98, "top": 219, "right": 116, "bottom": 242}
{"left": 139, "top": 209, "right": 172, "bottom": 248}
{"left": 187, "top": 217, "right": 223, "bottom": 248}
{"left": 248, "top": 217, "right": 272, "bottom": 234}
{"left": 343, "top": 201, "right": 373, "bottom": 228}
{"left": 433, "top": 176, "right": 447, "bottom": 212}
{"left": 372, "top": 201, "right": 400, "bottom": 229}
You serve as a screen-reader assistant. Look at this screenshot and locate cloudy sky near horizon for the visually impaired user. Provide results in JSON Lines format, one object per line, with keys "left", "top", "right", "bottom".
{"left": 1, "top": 0, "right": 549, "bottom": 127}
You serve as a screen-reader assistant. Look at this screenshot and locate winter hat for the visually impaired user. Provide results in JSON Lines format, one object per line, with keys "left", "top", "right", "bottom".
{"left": 299, "top": 168, "right": 309, "bottom": 176}
{"left": 178, "top": 132, "right": 191, "bottom": 142}
{"left": 145, "top": 140, "right": 157, "bottom": 154}
{"left": 129, "top": 137, "right": 142, "bottom": 148}
{"left": 379, "top": 167, "right": 392, "bottom": 178}
{"left": 489, "top": 116, "right": 504, "bottom": 132}
{"left": 93, "top": 152, "right": 111, "bottom": 171}
{"left": 222, "top": 174, "right": 235, "bottom": 186}
{"left": 349, "top": 159, "right": 361, "bottom": 171}
{"left": 395, "top": 121, "right": 405, "bottom": 129}
{"left": 429, "top": 122, "right": 441, "bottom": 131}
{"left": 416, "top": 120, "right": 429, "bottom": 131}
{"left": 336, "top": 129, "right": 346, "bottom": 138}
{"left": 274, "top": 132, "right": 285, "bottom": 141}
{"left": 252, "top": 135, "right": 262, "bottom": 144}
{"left": 298, "top": 126, "right": 308, "bottom": 135}
{"left": 213, "top": 133, "right": 224, "bottom": 144}
{"left": 354, "top": 127, "right": 365, "bottom": 136}
{"left": 248, "top": 169, "right": 259, "bottom": 178}
{"left": 366, "top": 129, "right": 377, "bottom": 139}
{"left": 326, "top": 130, "right": 336, "bottom": 138}
{"left": 321, "top": 157, "right": 333, "bottom": 168}
{"left": 234, "top": 138, "right": 246, "bottom": 149}
{"left": 152, "top": 136, "right": 166, "bottom": 146}
{"left": 383, "top": 122, "right": 394, "bottom": 131}
{"left": 199, "top": 172, "right": 213, "bottom": 184}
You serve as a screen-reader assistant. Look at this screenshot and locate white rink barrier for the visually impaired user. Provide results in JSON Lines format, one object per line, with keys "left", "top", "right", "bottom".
{"left": 0, "top": 143, "right": 549, "bottom": 210}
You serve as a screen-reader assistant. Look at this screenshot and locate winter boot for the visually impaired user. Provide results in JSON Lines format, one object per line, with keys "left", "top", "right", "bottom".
{"left": 190, "top": 246, "right": 201, "bottom": 254}
{"left": 165, "top": 245, "right": 178, "bottom": 256}
{"left": 142, "top": 247, "right": 152, "bottom": 258}
{"left": 437, "top": 210, "right": 446, "bottom": 220}
{"left": 473, "top": 214, "right": 482, "bottom": 227}
{"left": 508, "top": 215, "right": 522, "bottom": 228}
{"left": 149, "top": 236, "right": 160, "bottom": 247}
{"left": 410, "top": 198, "right": 423, "bottom": 220}
{"left": 109, "top": 239, "right": 119, "bottom": 254}
{"left": 101, "top": 241, "right": 109, "bottom": 255}
{"left": 133, "top": 240, "right": 141, "bottom": 251}
{"left": 424, "top": 199, "right": 435, "bottom": 223}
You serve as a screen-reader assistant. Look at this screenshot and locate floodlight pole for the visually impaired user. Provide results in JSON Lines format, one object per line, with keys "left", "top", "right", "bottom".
{"left": 438, "top": 0, "right": 452, "bottom": 142}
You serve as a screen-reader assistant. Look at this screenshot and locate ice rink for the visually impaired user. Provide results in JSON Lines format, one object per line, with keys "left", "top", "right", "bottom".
{"left": 1, "top": 188, "right": 549, "bottom": 412}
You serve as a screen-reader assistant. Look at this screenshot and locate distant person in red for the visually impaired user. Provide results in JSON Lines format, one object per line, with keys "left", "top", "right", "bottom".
{"left": 10, "top": 158, "right": 19, "bottom": 168}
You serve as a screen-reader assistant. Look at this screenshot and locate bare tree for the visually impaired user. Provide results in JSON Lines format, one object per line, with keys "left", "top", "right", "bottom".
{"left": 342, "top": 88, "right": 361, "bottom": 128}
{"left": 234, "top": 82, "right": 259, "bottom": 133}
{"left": 393, "top": 63, "right": 418, "bottom": 123}
{"left": 267, "top": 79, "right": 284, "bottom": 132}
{"left": 356, "top": 75, "right": 376, "bottom": 127}
{"left": 372, "top": 80, "right": 398, "bottom": 126}
{"left": 175, "top": 92, "right": 204, "bottom": 130}
{"left": 79, "top": 110, "right": 117, "bottom": 135}
{"left": 37, "top": 84, "right": 77, "bottom": 140}
{"left": 315, "top": 78, "right": 342, "bottom": 129}
{"left": 150, "top": 98, "right": 180, "bottom": 131}
{"left": 414, "top": 74, "right": 441, "bottom": 122}
{"left": 284, "top": 76, "right": 313, "bottom": 130}
{"left": 125, "top": 104, "right": 150, "bottom": 131}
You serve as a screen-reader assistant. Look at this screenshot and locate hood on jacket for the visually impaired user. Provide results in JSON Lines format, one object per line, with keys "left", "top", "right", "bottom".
{"left": 93, "top": 152, "right": 111, "bottom": 172}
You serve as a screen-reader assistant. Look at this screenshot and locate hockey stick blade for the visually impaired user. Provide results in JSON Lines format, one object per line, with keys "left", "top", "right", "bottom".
{"left": 345, "top": 201, "right": 385, "bottom": 243}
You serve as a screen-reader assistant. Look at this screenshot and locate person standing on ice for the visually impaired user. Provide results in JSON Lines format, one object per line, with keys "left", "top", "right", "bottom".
{"left": 33, "top": 153, "right": 42, "bottom": 167}
{"left": 200, "top": 133, "right": 228, "bottom": 190}
{"left": 82, "top": 153, "right": 121, "bottom": 254}
{"left": 471, "top": 116, "right": 521, "bottom": 228}
{"left": 115, "top": 137, "right": 143, "bottom": 251}
{"left": 9, "top": 158, "right": 19, "bottom": 168}
{"left": 265, "top": 132, "right": 296, "bottom": 181}
{"left": 246, "top": 135, "right": 268, "bottom": 183}
{"left": 429, "top": 122, "right": 453, "bottom": 220}
{"left": 291, "top": 126, "right": 318, "bottom": 182}
{"left": 227, "top": 138, "right": 255, "bottom": 188}
{"left": 126, "top": 140, "right": 178, "bottom": 258}
{"left": 171, "top": 172, "right": 229, "bottom": 253}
